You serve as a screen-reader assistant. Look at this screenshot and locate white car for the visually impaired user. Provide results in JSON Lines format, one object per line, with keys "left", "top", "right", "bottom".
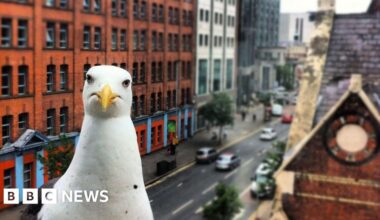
{"left": 271, "top": 104, "right": 283, "bottom": 116}
{"left": 260, "top": 128, "right": 277, "bottom": 141}
{"left": 215, "top": 153, "right": 241, "bottom": 170}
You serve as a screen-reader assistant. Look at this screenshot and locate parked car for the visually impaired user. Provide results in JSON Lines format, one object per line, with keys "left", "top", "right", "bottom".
{"left": 260, "top": 128, "right": 277, "bottom": 141}
{"left": 271, "top": 104, "right": 283, "bottom": 116}
{"left": 215, "top": 153, "right": 241, "bottom": 171}
{"left": 196, "top": 147, "right": 218, "bottom": 164}
{"left": 281, "top": 113, "right": 293, "bottom": 124}
{"left": 250, "top": 162, "right": 276, "bottom": 199}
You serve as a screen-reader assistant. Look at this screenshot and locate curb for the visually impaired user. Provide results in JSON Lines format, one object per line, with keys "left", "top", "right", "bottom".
{"left": 145, "top": 118, "right": 281, "bottom": 189}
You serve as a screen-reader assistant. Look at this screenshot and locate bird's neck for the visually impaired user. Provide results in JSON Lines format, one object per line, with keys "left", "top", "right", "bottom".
{"left": 65, "top": 115, "right": 144, "bottom": 185}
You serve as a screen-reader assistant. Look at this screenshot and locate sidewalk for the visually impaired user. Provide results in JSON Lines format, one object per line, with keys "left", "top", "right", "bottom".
{"left": 142, "top": 104, "right": 266, "bottom": 185}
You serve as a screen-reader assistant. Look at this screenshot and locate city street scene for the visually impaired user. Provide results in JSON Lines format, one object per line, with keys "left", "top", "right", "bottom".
{"left": 0, "top": 0, "right": 380, "bottom": 219}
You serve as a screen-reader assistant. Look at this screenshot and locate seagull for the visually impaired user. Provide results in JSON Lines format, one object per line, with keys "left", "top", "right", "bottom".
{"left": 22, "top": 65, "right": 153, "bottom": 220}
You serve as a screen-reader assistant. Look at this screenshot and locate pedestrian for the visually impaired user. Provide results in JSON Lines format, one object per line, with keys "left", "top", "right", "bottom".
{"left": 241, "top": 111, "right": 246, "bottom": 121}
{"left": 252, "top": 113, "right": 256, "bottom": 121}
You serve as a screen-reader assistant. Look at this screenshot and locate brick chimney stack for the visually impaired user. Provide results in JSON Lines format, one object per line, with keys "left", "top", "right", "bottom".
{"left": 318, "top": 0, "right": 336, "bottom": 11}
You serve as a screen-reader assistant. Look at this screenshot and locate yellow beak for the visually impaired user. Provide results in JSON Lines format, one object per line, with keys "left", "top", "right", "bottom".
{"left": 97, "top": 84, "right": 118, "bottom": 112}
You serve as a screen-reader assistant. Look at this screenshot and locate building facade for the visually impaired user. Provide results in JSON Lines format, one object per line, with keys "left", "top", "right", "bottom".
{"left": 237, "top": 0, "right": 280, "bottom": 105}
{"left": 0, "top": 0, "right": 194, "bottom": 209}
{"left": 279, "top": 12, "right": 316, "bottom": 47}
{"left": 194, "top": 0, "right": 237, "bottom": 130}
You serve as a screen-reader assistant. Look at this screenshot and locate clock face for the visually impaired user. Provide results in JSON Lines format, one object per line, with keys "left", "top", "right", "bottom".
{"left": 324, "top": 113, "right": 379, "bottom": 165}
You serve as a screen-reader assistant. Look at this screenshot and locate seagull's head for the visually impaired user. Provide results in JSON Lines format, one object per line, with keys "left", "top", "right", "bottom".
{"left": 83, "top": 65, "right": 133, "bottom": 118}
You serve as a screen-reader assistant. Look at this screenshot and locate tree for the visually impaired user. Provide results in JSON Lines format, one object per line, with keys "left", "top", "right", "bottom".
{"left": 38, "top": 134, "right": 75, "bottom": 179}
{"left": 198, "top": 93, "right": 234, "bottom": 144}
{"left": 203, "top": 183, "right": 242, "bottom": 220}
{"left": 276, "top": 65, "right": 294, "bottom": 91}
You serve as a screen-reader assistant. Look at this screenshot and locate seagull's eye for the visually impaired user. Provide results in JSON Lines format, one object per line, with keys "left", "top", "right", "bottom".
{"left": 122, "top": 79, "right": 131, "bottom": 88}
{"left": 86, "top": 74, "right": 94, "bottom": 84}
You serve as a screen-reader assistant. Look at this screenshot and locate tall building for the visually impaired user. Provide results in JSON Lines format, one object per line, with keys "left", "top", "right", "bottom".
{"left": 0, "top": 0, "right": 194, "bottom": 209}
{"left": 279, "top": 12, "right": 317, "bottom": 47}
{"left": 237, "top": 0, "right": 280, "bottom": 105}
{"left": 194, "top": 0, "right": 237, "bottom": 130}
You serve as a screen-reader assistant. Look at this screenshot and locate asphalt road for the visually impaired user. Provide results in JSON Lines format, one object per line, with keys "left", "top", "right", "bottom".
{"left": 147, "top": 121, "right": 290, "bottom": 220}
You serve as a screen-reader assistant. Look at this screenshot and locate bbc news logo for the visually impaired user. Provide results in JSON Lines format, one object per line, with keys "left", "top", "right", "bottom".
{"left": 3, "top": 189, "right": 109, "bottom": 204}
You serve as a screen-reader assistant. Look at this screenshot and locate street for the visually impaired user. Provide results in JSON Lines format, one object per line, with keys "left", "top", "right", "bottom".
{"left": 148, "top": 122, "right": 290, "bottom": 220}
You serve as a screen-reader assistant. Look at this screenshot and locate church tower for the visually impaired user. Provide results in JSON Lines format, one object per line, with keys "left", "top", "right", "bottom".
{"left": 318, "top": 0, "right": 336, "bottom": 11}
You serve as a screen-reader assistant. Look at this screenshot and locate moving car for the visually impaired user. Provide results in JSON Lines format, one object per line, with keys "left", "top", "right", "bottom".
{"left": 271, "top": 104, "right": 283, "bottom": 116}
{"left": 259, "top": 128, "right": 277, "bottom": 141}
{"left": 196, "top": 147, "right": 218, "bottom": 164}
{"left": 281, "top": 113, "right": 293, "bottom": 123}
{"left": 215, "top": 153, "right": 241, "bottom": 170}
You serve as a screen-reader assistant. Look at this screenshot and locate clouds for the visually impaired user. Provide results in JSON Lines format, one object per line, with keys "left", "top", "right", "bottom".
{"left": 281, "top": 0, "right": 371, "bottom": 14}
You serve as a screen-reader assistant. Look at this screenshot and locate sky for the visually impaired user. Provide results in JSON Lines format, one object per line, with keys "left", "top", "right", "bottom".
{"left": 281, "top": 0, "right": 372, "bottom": 14}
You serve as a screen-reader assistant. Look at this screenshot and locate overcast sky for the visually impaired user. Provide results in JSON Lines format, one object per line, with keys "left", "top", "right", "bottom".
{"left": 281, "top": 0, "right": 372, "bottom": 13}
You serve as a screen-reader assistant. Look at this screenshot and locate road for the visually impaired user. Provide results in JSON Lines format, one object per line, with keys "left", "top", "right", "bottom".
{"left": 147, "top": 122, "right": 290, "bottom": 220}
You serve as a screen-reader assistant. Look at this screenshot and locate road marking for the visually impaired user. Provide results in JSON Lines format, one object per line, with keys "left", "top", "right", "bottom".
{"left": 195, "top": 198, "right": 215, "bottom": 214}
{"left": 224, "top": 169, "right": 238, "bottom": 179}
{"left": 239, "top": 185, "right": 251, "bottom": 198}
{"left": 172, "top": 199, "right": 194, "bottom": 215}
{"left": 202, "top": 182, "right": 218, "bottom": 195}
{"left": 177, "top": 182, "right": 183, "bottom": 187}
{"left": 233, "top": 208, "right": 245, "bottom": 220}
{"left": 242, "top": 158, "right": 254, "bottom": 167}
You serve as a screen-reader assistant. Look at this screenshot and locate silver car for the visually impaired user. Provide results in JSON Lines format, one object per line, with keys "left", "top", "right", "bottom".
{"left": 196, "top": 147, "right": 218, "bottom": 163}
{"left": 215, "top": 153, "right": 241, "bottom": 170}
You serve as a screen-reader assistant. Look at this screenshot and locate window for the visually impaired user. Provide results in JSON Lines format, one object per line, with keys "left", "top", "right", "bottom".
{"left": 1, "top": 66, "right": 11, "bottom": 96}
{"left": 94, "top": 0, "right": 101, "bottom": 12}
{"left": 112, "top": 28, "right": 117, "bottom": 50}
{"left": 83, "top": 64, "right": 91, "bottom": 81}
{"left": 139, "top": 130, "right": 145, "bottom": 149}
{"left": 169, "top": 7, "right": 173, "bottom": 24}
{"left": 139, "top": 95, "right": 145, "bottom": 115}
{"left": 181, "top": 88, "right": 185, "bottom": 105}
{"left": 132, "top": 96, "right": 138, "bottom": 116}
{"left": 83, "top": 26, "right": 90, "bottom": 49}
{"left": 157, "top": 125, "right": 162, "bottom": 143}
{"left": 83, "top": 0, "right": 90, "bottom": 11}
{"left": 120, "top": 63, "right": 126, "bottom": 69}
{"left": 151, "top": 127, "right": 155, "bottom": 145}
{"left": 200, "top": 9, "right": 204, "bottom": 21}
{"left": 140, "top": 1, "right": 146, "bottom": 19}
{"left": 59, "top": 23, "right": 68, "bottom": 48}
{"left": 172, "top": 90, "right": 176, "bottom": 106}
{"left": 94, "top": 27, "right": 101, "bottom": 49}
{"left": 140, "top": 62, "right": 146, "bottom": 83}
{"left": 158, "top": 33, "right": 163, "bottom": 50}
{"left": 174, "top": 34, "right": 178, "bottom": 51}
{"left": 18, "top": 65, "right": 28, "bottom": 95}
{"left": 59, "top": 64, "right": 68, "bottom": 91}
{"left": 205, "top": 10, "right": 209, "bottom": 22}
{"left": 152, "top": 31, "right": 157, "bottom": 51}
{"left": 168, "top": 34, "right": 173, "bottom": 51}
{"left": 204, "top": 35, "right": 208, "bottom": 46}
{"left": 2, "top": 115, "right": 12, "bottom": 145}
{"left": 133, "top": 0, "right": 138, "bottom": 19}
{"left": 157, "top": 62, "right": 163, "bottom": 82}
{"left": 132, "top": 62, "right": 138, "bottom": 83}
{"left": 23, "top": 163, "right": 32, "bottom": 188}
{"left": 46, "top": 22, "right": 55, "bottom": 48}
{"left": 140, "top": 30, "right": 146, "bottom": 50}
{"left": 150, "top": 93, "right": 156, "bottom": 113}
{"left": 46, "top": 0, "right": 55, "bottom": 7}
{"left": 198, "top": 59, "right": 207, "bottom": 94}
{"left": 186, "top": 88, "right": 191, "bottom": 104}
{"left": 199, "top": 34, "right": 203, "bottom": 46}
{"left": 18, "top": 20, "right": 28, "bottom": 48}
{"left": 46, "top": 109, "right": 55, "bottom": 135}
{"left": 120, "top": 29, "right": 126, "bottom": 50}
{"left": 157, "top": 92, "right": 162, "bottom": 111}
{"left": 187, "top": 61, "right": 191, "bottom": 79}
{"left": 167, "top": 62, "right": 172, "bottom": 81}
{"left": 213, "top": 59, "right": 221, "bottom": 91}
{"left": 46, "top": 64, "right": 55, "bottom": 92}
{"left": 158, "top": 5, "right": 164, "bottom": 22}
{"left": 59, "top": 107, "right": 68, "bottom": 133}
{"left": 120, "top": 0, "right": 127, "bottom": 16}
{"left": 4, "top": 168, "right": 14, "bottom": 188}
{"left": 1, "top": 18, "right": 12, "bottom": 47}
{"left": 166, "top": 91, "right": 171, "bottom": 109}
{"left": 112, "top": 0, "right": 117, "bottom": 16}
{"left": 174, "top": 8, "right": 179, "bottom": 24}
{"left": 18, "top": 113, "right": 28, "bottom": 134}
{"left": 151, "top": 62, "right": 156, "bottom": 82}
{"left": 152, "top": 4, "right": 157, "bottom": 21}
{"left": 133, "top": 30, "right": 138, "bottom": 50}
{"left": 60, "top": 0, "right": 68, "bottom": 8}
{"left": 226, "top": 59, "right": 233, "bottom": 89}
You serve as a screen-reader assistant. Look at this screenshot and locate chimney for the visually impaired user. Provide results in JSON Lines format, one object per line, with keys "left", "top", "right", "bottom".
{"left": 318, "top": 0, "right": 336, "bottom": 11}
{"left": 349, "top": 74, "right": 362, "bottom": 93}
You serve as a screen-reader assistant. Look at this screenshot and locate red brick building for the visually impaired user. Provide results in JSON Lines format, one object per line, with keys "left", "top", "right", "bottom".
{"left": 0, "top": 0, "right": 195, "bottom": 209}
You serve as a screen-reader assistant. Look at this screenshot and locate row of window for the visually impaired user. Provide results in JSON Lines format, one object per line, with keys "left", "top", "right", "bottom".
{"left": 198, "top": 10, "right": 235, "bottom": 27}
{"left": 0, "top": 18, "right": 28, "bottom": 48}
{"left": 1, "top": 107, "right": 67, "bottom": 145}
{"left": 1, "top": 66, "right": 28, "bottom": 97}
{"left": 198, "top": 34, "right": 234, "bottom": 48}
{"left": 3, "top": 163, "right": 33, "bottom": 189}
{"left": 131, "top": 61, "right": 191, "bottom": 84}
{"left": 198, "top": 59, "right": 234, "bottom": 95}
{"left": 46, "top": 22, "right": 68, "bottom": 49}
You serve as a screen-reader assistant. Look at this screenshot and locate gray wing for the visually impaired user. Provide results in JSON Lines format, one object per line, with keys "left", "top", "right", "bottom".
{"left": 20, "top": 178, "right": 59, "bottom": 220}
